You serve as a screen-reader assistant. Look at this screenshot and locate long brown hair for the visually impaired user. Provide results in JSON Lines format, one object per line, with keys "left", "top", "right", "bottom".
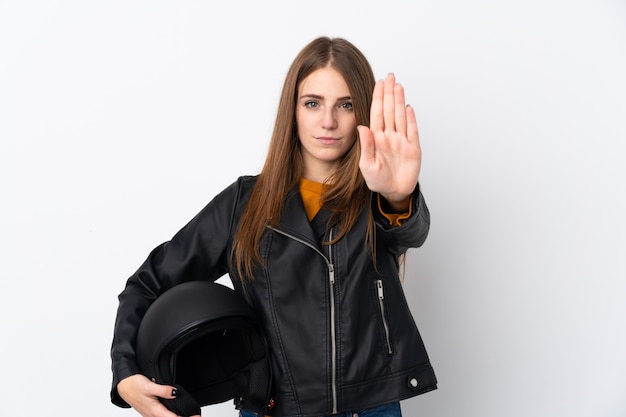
{"left": 232, "top": 37, "right": 377, "bottom": 281}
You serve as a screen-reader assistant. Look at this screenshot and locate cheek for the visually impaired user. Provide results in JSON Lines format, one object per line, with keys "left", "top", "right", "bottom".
{"left": 295, "top": 109, "right": 312, "bottom": 134}
{"left": 343, "top": 116, "right": 357, "bottom": 141}
{"left": 344, "top": 112, "right": 357, "bottom": 128}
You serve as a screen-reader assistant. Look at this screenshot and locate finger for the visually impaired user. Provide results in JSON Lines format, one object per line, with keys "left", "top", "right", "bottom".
{"left": 358, "top": 125, "right": 376, "bottom": 166}
{"left": 394, "top": 83, "right": 407, "bottom": 138}
{"left": 151, "top": 399, "right": 180, "bottom": 417}
{"left": 406, "top": 104, "right": 420, "bottom": 148}
{"left": 147, "top": 381, "right": 179, "bottom": 400}
{"left": 369, "top": 79, "right": 384, "bottom": 133}
{"left": 383, "top": 73, "right": 396, "bottom": 132}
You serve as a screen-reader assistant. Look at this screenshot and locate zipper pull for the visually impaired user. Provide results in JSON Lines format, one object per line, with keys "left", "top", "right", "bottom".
{"left": 329, "top": 264, "right": 335, "bottom": 284}
{"left": 377, "top": 279, "right": 384, "bottom": 299}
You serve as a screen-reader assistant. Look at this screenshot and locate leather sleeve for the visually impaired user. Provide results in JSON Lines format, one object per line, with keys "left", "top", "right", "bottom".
{"left": 109, "top": 176, "right": 252, "bottom": 407}
{"left": 371, "top": 183, "right": 430, "bottom": 256}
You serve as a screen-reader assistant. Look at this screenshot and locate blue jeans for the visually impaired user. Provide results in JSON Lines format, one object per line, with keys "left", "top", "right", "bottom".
{"left": 239, "top": 401, "right": 402, "bottom": 417}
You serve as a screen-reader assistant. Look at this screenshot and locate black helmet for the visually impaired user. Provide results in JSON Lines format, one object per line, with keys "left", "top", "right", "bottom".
{"left": 136, "top": 281, "right": 273, "bottom": 416}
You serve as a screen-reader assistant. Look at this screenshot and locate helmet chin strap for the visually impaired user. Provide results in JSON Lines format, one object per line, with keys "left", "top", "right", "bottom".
{"left": 160, "top": 384, "right": 201, "bottom": 417}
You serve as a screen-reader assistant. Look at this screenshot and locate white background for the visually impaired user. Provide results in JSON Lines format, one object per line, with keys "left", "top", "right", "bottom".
{"left": 1, "top": 1, "right": 625, "bottom": 416}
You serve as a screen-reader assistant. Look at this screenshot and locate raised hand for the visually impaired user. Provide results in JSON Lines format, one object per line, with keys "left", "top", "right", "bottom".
{"left": 358, "top": 73, "right": 421, "bottom": 212}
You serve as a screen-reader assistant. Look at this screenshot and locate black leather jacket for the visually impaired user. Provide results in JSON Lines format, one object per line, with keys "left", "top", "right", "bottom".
{"left": 110, "top": 175, "right": 437, "bottom": 417}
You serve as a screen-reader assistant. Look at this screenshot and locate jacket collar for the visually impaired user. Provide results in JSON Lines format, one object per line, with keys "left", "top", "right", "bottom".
{"left": 274, "top": 186, "right": 335, "bottom": 248}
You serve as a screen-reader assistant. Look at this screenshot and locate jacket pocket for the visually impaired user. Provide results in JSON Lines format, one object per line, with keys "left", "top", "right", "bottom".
{"left": 376, "top": 279, "right": 393, "bottom": 355}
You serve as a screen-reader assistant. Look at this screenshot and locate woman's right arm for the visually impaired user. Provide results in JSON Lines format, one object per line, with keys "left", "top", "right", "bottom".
{"left": 110, "top": 177, "right": 251, "bottom": 411}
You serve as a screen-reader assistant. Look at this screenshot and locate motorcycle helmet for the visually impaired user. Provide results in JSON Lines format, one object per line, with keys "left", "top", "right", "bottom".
{"left": 136, "top": 280, "right": 273, "bottom": 416}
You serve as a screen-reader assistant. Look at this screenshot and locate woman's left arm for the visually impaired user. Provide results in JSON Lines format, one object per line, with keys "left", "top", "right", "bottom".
{"left": 371, "top": 185, "right": 430, "bottom": 255}
{"left": 359, "top": 73, "right": 429, "bottom": 253}
{"left": 358, "top": 72, "right": 421, "bottom": 213}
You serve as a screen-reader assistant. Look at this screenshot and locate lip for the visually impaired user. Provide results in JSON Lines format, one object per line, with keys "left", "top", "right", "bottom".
{"left": 316, "top": 136, "right": 339, "bottom": 145}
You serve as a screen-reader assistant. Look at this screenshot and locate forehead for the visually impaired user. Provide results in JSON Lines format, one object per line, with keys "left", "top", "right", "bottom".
{"left": 298, "top": 67, "right": 350, "bottom": 97}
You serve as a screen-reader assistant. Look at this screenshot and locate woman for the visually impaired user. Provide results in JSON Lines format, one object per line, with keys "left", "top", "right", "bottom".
{"left": 111, "top": 36, "right": 437, "bottom": 417}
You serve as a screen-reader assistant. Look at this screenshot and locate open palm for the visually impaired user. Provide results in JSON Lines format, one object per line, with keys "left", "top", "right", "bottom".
{"left": 358, "top": 73, "right": 421, "bottom": 208}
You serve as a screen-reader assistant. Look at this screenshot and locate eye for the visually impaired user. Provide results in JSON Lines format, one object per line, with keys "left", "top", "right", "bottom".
{"left": 339, "top": 101, "right": 353, "bottom": 110}
{"left": 304, "top": 101, "right": 319, "bottom": 109}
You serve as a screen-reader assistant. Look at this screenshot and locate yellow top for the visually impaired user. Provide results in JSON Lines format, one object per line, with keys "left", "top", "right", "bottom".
{"left": 299, "top": 178, "right": 411, "bottom": 226}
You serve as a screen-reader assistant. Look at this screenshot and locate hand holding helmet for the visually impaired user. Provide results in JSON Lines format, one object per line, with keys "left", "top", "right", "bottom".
{"left": 117, "top": 374, "right": 201, "bottom": 417}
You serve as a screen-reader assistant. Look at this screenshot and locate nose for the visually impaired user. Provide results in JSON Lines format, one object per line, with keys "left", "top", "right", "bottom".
{"left": 321, "top": 107, "right": 337, "bottom": 130}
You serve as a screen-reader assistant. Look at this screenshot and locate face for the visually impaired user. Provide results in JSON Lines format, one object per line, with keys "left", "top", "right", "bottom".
{"left": 296, "top": 66, "right": 357, "bottom": 182}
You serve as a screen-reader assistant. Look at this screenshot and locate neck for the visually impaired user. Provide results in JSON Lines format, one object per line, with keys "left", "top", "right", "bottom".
{"left": 302, "top": 163, "right": 338, "bottom": 183}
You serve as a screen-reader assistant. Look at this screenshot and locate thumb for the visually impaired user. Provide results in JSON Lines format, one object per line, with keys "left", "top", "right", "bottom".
{"left": 357, "top": 125, "right": 375, "bottom": 164}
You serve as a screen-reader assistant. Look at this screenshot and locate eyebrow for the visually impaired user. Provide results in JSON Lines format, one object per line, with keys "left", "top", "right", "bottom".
{"left": 299, "top": 93, "right": 352, "bottom": 101}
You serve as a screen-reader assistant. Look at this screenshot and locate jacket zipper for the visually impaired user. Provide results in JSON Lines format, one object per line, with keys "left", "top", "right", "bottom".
{"left": 376, "top": 279, "right": 393, "bottom": 354}
{"left": 268, "top": 226, "right": 338, "bottom": 414}
{"left": 327, "top": 229, "right": 338, "bottom": 414}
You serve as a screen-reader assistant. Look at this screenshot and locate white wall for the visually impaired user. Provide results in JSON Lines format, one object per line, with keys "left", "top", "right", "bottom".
{"left": 1, "top": 1, "right": 624, "bottom": 416}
